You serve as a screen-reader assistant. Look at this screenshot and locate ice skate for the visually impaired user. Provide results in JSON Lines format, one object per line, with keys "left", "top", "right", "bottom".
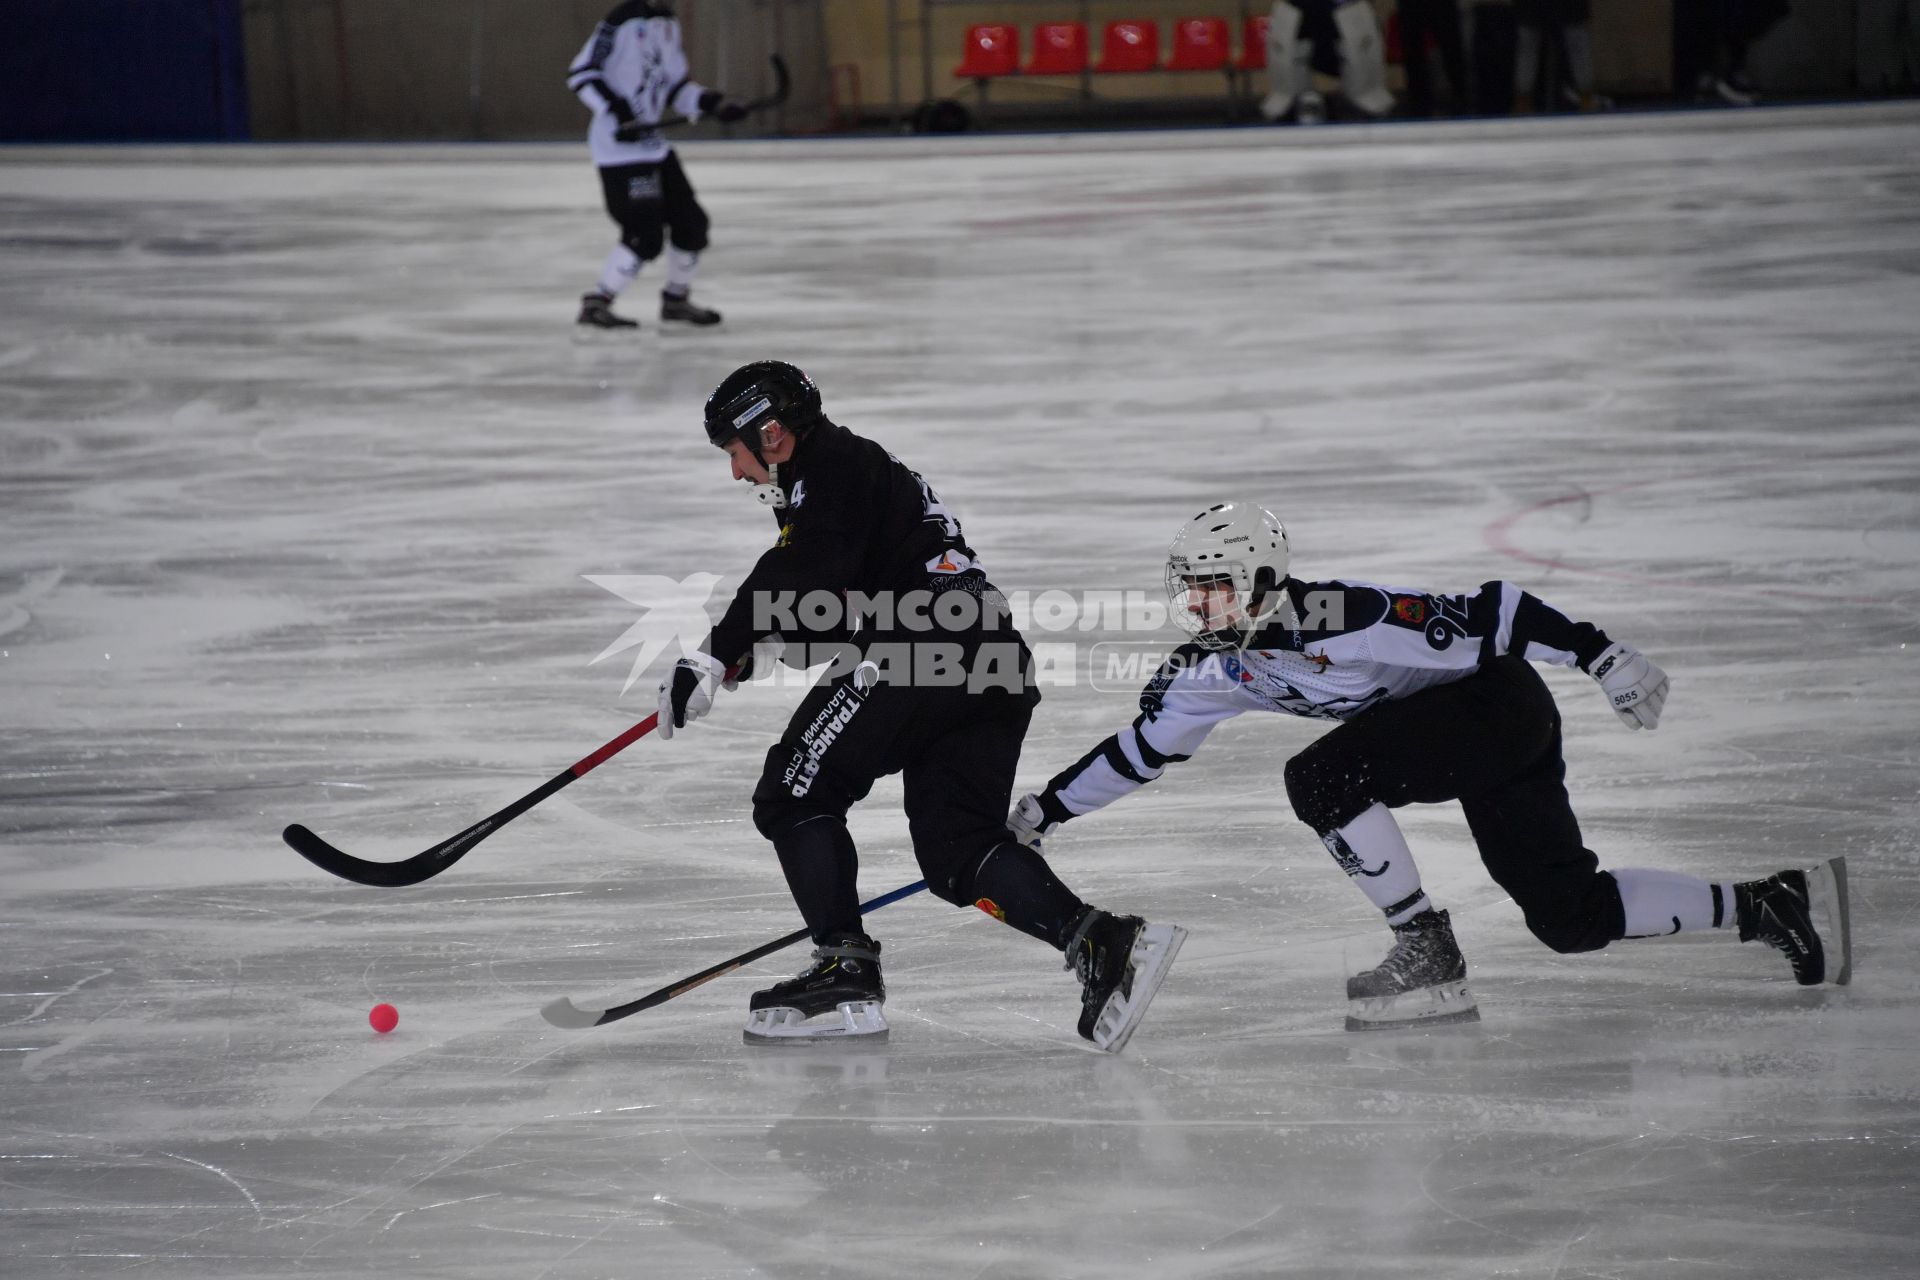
{"left": 743, "top": 932, "right": 888, "bottom": 1044}
{"left": 1345, "top": 908, "right": 1480, "bottom": 1031}
{"left": 576, "top": 291, "right": 638, "bottom": 330}
{"left": 660, "top": 289, "right": 722, "bottom": 326}
{"left": 1065, "top": 909, "right": 1186, "bottom": 1053}
{"left": 1736, "top": 856, "right": 1851, "bottom": 986}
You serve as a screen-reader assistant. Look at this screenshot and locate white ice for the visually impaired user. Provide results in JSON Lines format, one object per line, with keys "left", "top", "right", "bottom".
{"left": 3, "top": 105, "right": 1918, "bottom": 1279}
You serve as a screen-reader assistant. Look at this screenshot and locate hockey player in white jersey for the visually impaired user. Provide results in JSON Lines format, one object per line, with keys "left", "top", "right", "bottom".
{"left": 1011, "top": 502, "right": 1852, "bottom": 1031}
{"left": 567, "top": 2, "right": 745, "bottom": 330}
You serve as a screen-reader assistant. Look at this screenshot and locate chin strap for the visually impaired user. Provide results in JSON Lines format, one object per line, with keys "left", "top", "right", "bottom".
{"left": 751, "top": 462, "right": 787, "bottom": 508}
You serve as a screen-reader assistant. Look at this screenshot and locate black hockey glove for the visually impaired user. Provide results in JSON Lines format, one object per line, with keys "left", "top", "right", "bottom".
{"left": 612, "top": 116, "right": 651, "bottom": 143}
{"left": 698, "top": 89, "right": 749, "bottom": 124}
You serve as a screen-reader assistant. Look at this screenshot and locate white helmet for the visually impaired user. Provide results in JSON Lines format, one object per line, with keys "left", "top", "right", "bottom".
{"left": 1165, "top": 501, "right": 1291, "bottom": 650}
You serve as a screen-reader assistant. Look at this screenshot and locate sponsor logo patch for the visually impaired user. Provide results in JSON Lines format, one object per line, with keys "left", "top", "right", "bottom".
{"left": 732, "top": 396, "right": 773, "bottom": 429}
{"left": 974, "top": 897, "right": 1006, "bottom": 922}
{"left": 1393, "top": 597, "right": 1426, "bottom": 624}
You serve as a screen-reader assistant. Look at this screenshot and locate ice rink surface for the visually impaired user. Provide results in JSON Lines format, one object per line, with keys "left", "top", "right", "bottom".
{"left": 3, "top": 105, "right": 1919, "bottom": 1278}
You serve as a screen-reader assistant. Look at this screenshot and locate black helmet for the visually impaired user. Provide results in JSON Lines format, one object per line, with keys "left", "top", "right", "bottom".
{"left": 703, "top": 361, "right": 825, "bottom": 460}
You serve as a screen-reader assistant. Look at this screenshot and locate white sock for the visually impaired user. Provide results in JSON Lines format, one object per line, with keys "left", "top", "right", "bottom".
{"left": 595, "top": 244, "right": 641, "bottom": 299}
{"left": 663, "top": 246, "right": 699, "bottom": 296}
{"left": 1322, "top": 804, "right": 1430, "bottom": 926}
{"left": 1613, "top": 868, "right": 1736, "bottom": 937}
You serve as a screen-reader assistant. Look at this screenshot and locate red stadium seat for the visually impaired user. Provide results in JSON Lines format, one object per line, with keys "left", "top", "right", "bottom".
{"left": 1166, "top": 18, "right": 1231, "bottom": 72}
{"left": 953, "top": 24, "right": 1019, "bottom": 80}
{"left": 1094, "top": 20, "right": 1160, "bottom": 74}
{"left": 1026, "top": 22, "right": 1089, "bottom": 76}
{"left": 1236, "top": 15, "right": 1270, "bottom": 71}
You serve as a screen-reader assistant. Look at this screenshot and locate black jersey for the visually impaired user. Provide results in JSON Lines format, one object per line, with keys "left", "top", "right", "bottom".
{"left": 704, "top": 422, "right": 1008, "bottom": 666}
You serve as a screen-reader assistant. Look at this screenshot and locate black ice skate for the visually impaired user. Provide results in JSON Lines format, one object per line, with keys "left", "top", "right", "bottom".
{"left": 743, "top": 932, "right": 887, "bottom": 1044}
{"left": 660, "top": 290, "right": 722, "bottom": 326}
{"left": 576, "top": 291, "right": 638, "bottom": 329}
{"left": 1065, "top": 909, "right": 1187, "bottom": 1053}
{"left": 1346, "top": 908, "right": 1480, "bottom": 1032}
{"left": 1736, "top": 856, "right": 1852, "bottom": 986}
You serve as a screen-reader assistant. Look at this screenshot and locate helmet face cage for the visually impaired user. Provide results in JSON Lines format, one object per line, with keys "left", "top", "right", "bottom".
{"left": 1166, "top": 560, "right": 1258, "bottom": 650}
{"left": 1164, "top": 503, "right": 1290, "bottom": 651}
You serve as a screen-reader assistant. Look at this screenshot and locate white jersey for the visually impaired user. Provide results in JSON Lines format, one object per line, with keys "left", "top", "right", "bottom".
{"left": 1040, "top": 577, "right": 1614, "bottom": 821}
{"left": 567, "top": 2, "right": 710, "bottom": 167}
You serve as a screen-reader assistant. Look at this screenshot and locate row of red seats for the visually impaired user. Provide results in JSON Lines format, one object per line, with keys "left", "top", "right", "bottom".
{"left": 954, "top": 18, "right": 1273, "bottom": 79}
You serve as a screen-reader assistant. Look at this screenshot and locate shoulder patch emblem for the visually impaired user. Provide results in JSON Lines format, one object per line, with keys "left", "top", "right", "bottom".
{"left": 1393, "top": 596, "right": 1425, "bottom": 625}
{"left": 775, "top": 523, "right": 792, "bottom": 547}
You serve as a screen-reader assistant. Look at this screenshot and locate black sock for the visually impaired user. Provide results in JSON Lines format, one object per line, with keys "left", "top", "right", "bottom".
{"left": 772, "top": 816, "right": 863, "bottom": 943}
{"left": 964, "top": 842, "right": 1088, "bottom": 949}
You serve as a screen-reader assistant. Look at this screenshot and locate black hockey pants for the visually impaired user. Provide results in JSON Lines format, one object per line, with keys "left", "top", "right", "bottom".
{"left": 1283, "top": 656, "right": 1625, "bottom": 953}
{"left": 599, "top": 151, "right": 709, "bottom": 261}
{"left": 751, "top": 657, "right": 1064, "bottom": 942}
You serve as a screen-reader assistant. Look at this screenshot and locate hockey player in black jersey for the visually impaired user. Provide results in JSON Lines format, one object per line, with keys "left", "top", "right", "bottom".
{"left": 1011, "top": 501, "right": 1852, "bottom": 1031}
{"left": 567, "top": 3, "right": 743, "bottom": 330}
{"left": 655, "top": 361, "right": 1185, "bottom": 1049}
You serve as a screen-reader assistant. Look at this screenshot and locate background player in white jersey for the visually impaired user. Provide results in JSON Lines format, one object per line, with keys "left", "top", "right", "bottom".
{"left": 567, "top": 2, "right": 744, "bottom": 330}
{"left": 1011, "top": 502, "right": 1852, "bottom": 1031}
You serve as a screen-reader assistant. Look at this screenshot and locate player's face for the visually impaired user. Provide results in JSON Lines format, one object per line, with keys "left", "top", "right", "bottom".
{"left": 721, "top": 424, "right": 796, "bottom": 483}
{"left": 1181, "top": 576, "right": 1242, "bottom": 631}
{"left": 722, "top": 439, "right": 769, "bottom": 484}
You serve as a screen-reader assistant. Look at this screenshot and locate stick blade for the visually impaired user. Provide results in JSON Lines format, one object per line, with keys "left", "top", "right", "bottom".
{"left": 540, "top": 997, "right": 609, "bottom": 1029}
{"left": 283, "top": 823, "right": 444, "bottom": 888}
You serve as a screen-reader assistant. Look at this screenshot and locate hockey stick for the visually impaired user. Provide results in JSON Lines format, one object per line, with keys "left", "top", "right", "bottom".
{"left": 735, "top": 53, "right": 792, "bottom": 115}
{"left": 650, "top": 55, "right": 791, "bottom": 130}
{"left": 540, "top": 878, "right": 928, "bottom": 1029}
{"left": 284, "top": 667, "right": 740, "bottom": 888}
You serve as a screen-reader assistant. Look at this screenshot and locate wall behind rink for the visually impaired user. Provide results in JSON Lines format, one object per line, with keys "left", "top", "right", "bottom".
{"left": 842, "top": 0, "right": 1677, "bottom": 121}
{"left": 242, "top": 0, "right": 823, "bottom": 139}
{"left": 225, "top": 0, "right": 1900, "bottom": 141}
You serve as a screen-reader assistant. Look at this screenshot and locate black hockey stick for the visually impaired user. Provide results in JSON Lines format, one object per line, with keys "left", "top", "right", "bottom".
{"left": 284, "top": 668, "right": 740, "bottom": 888}
{"left": 652, "top": 55, "right": 791, "bottom": 129}
{"left": 736, "top": 53, "right": 792, "bottom": 115}
{"left": 540, "top": 878, "right": 928, "bottom": 1029}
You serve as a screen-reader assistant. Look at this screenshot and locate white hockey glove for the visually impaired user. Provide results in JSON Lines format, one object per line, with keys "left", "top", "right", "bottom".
{"left": 1008, "top": 792, "right": 1064, "bottom": 852}
{"left": 1590, "top": 641, "right": 1668, "bottom": 731}
{"left": 657, "top": 653, "right": 736, "bottom": 740}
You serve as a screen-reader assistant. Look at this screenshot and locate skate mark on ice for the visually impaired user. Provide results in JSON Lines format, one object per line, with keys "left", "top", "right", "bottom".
{"left": 159, "top": 1150, "right": 265, "bottom": 1225}
{"left": 381, "top": 1191, "right": 499, "bottom": 1232}
{"left": 2, "top": 965, "right": 113, "bottom": 1027}
{"left": 0, "top": 568, "right": 64, "bottom": 639}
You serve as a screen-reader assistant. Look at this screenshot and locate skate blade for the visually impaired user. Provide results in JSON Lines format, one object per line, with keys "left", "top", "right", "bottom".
{"left": 742, "top": 999, "right": 888, "bottom": 1045}
{"left": 1809, "top": 855, "right": 1853, "bottom": 987}
{"left": 1090, "top": 923, "right": 1187, "bottom": 1054}
{"left": 1345, "top": 979, "right": 1480, "bottom": 1032}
